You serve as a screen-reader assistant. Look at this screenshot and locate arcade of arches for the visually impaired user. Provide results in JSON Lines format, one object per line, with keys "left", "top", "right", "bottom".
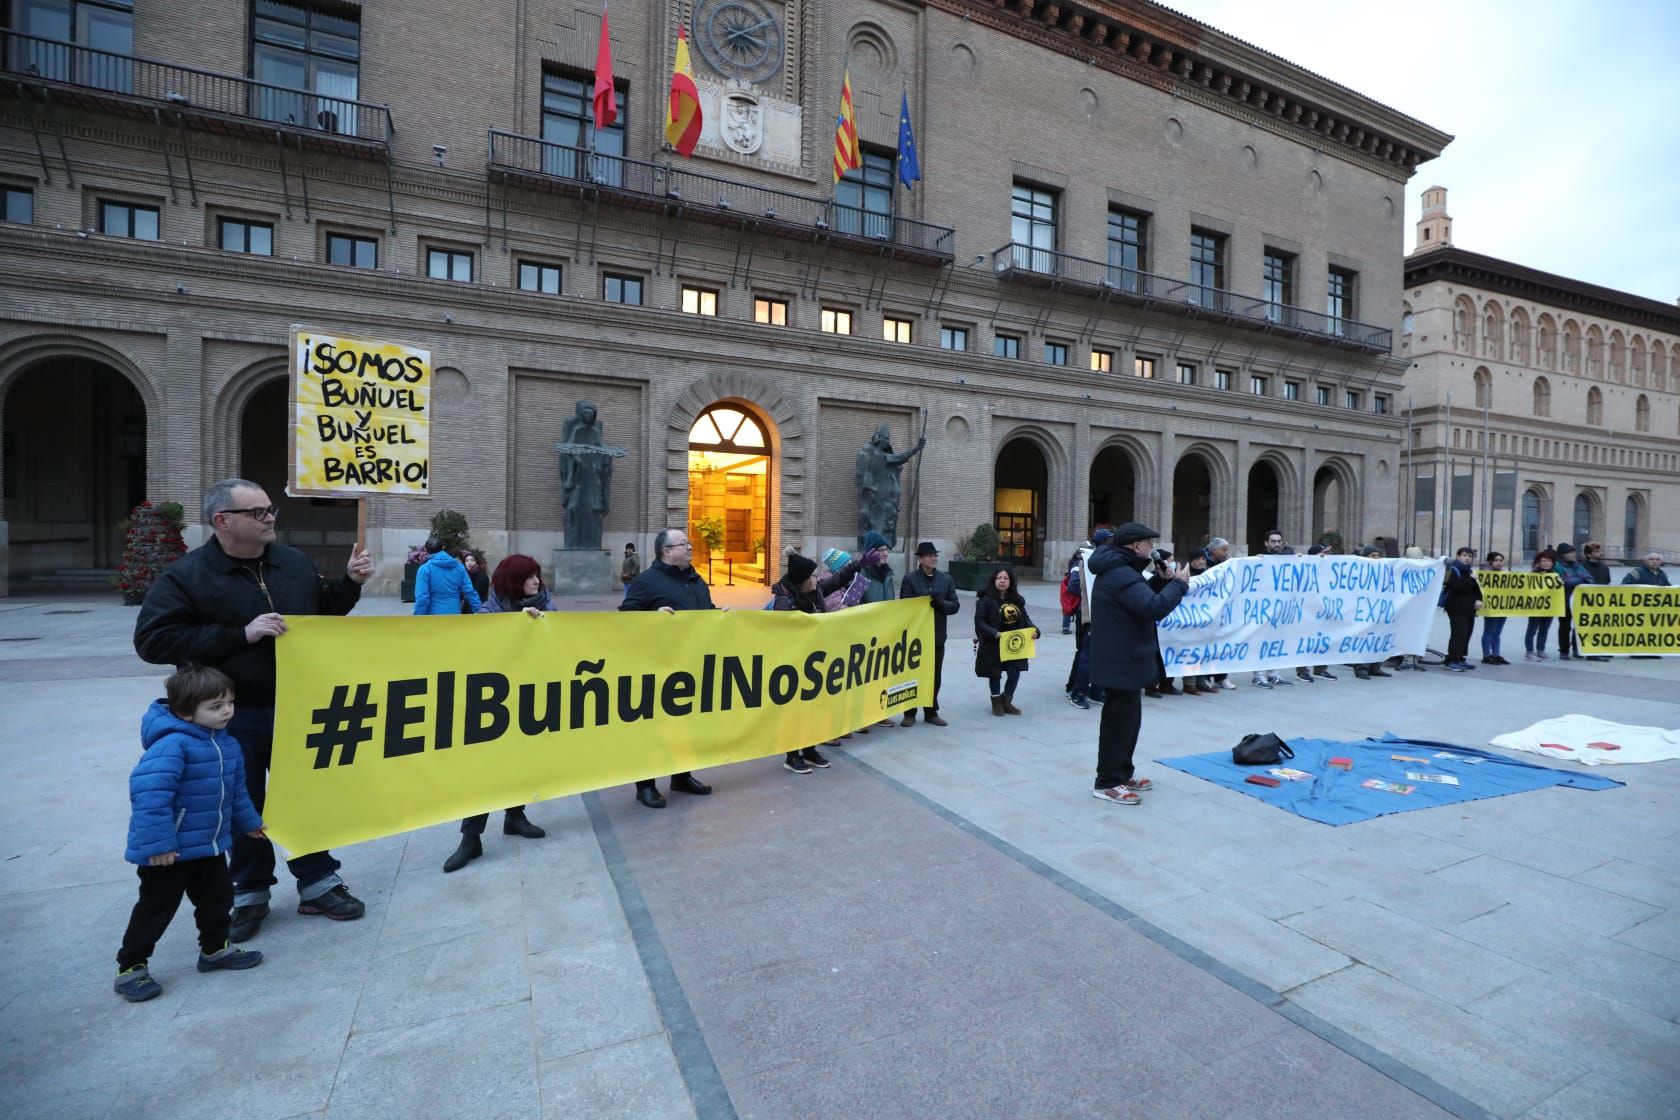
{"left": 240, "top": 379, "right": 358, "bottom": 573}
{"left": 687, "top": 403, "right": 770, "bottom": 586}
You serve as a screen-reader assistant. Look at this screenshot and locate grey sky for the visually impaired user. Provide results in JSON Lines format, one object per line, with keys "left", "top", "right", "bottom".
{"left": 1162, "top": 0, "right": 1680, "bottom": 304}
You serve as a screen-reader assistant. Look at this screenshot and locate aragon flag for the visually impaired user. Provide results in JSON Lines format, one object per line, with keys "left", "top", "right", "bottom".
{"left": 666, "top": 25, "right": 702, "bottom": 156}
{"left": 832, "top": 69, "right": 861, "bottom": 183}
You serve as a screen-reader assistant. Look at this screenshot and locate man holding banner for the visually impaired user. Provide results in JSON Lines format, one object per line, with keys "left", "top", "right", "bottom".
{"left": 134, "top": 478, "right": 375, "bottom": 942}
{"left": 1088, "top": 523, "right": 1188, "bottom": 806}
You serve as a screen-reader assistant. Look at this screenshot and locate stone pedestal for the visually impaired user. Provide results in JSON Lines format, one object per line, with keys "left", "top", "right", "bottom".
{"left": 551, "top": 549, "right": 615, "bottom": 595}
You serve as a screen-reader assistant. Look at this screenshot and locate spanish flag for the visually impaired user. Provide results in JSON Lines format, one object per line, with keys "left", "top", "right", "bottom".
{"left": 665, "top": 25, "right": 702, "bottom": 157}
{"left": 832, "top": 69, "right": 861, "bottom": 183}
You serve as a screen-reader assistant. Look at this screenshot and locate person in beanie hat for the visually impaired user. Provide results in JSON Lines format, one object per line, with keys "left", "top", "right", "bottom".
{"left": 899, "top": 542, "right": 960, "bottom": 726}
{"left": 1553, "top": 542, "right": 1591, "bottom": 659}
{"left": 1086, "top": 523, "right": 1188, "bottom": 805}
{"left": 771, "top": 552, "right": 836, "bottom": 773}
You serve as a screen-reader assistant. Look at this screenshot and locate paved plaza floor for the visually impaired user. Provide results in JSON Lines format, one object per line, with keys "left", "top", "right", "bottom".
{"left": 1, "top": 584, "right": 1676, "bottom": 1119}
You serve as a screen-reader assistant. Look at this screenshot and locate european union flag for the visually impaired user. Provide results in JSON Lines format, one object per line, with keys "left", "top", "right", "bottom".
{"left": 897, "top": 91, "right": 921, "bottom": 189}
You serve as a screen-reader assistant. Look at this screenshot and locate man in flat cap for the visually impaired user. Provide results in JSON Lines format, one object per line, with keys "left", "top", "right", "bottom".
{"left": 899, "top": 541, "right": 960, "bottom": 726}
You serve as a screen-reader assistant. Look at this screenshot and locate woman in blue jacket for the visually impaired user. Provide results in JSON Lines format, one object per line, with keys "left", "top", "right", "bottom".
{"left": 413, "top": 537, "right": 482, "bottom": 615}
{"left": 1553, "top": 542, "right": 1592, "bottom": 659}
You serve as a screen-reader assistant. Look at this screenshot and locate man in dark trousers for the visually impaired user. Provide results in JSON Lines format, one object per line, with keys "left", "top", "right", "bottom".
{"left": 133, "top": 477, "right": 373, "bottom": 942}
{"left": 898, "top": 541, "right": 960, "bottom": 726}
{"left": 620, "top": 526, "right": 718, "bottom": 808}
{"left": 1087, "top": 522, "right": 1189, "bottom": 806}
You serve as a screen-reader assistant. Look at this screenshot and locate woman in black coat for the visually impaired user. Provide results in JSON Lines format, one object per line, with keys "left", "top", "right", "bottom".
{"left": 973, "top": 566, "right": 1039, "bottom": 716}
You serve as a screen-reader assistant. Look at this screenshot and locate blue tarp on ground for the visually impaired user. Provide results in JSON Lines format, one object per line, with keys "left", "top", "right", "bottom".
{"left": 1160, "top": 732, "right": 1623, "bottom": 825}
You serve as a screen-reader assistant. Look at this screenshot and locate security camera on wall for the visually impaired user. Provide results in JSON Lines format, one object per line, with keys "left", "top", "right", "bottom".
{"left": 432, "top": 144, "right": 447, "bottom": 167}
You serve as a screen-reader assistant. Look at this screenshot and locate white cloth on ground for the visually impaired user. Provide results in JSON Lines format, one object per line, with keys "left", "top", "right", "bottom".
{"left": 1489, "top": 715, "right": 1680, "bottom": 765}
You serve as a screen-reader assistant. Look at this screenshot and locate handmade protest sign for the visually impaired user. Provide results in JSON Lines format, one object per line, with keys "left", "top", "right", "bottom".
{"left": 265, "top": 599, "right": 933, "bottom": 854}
{"left": 1572, "top": 586, "right": 1680, "bottom": 656}
{"left": 1476, "top": 570, "right": 1564, "bottom": 617}
{"left": 1156, "top": 556, "right": 1442, "bottom": 676}
{"left": 290, "top": 327, "right": 431, "bottom": 497}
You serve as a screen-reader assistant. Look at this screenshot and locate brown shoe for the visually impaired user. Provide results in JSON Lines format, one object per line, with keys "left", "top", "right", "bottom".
{"left": 990, "top": 696, "right": 1006, "bottom": 717}
{"left": 924, "top": 714, "right": 948, "bottom": 727}
{"left": 1002, "top": 700, "right": 1022, "bottom": 715}
{"left": 901, "top": 711, "right": 917, "bottom": 727}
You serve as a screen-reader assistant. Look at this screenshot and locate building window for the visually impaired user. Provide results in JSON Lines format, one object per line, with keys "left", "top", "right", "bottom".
{"left": 218, "top": 217, "right": 273, "bottom": 255}
{"left": 427, "top": 248, "right": 473, "bottom": 283}
{"left": 1215, "top": 369, "right": 1233, "bottom": 391}
{"left": 1176, "top": 362, "right": 1197, "bottom": 386}
{"left": 1251, "top": 375, "right": 1268, "bottom": 396}
{"left": 325, "top": 231, "right": 376, "bottom": 268}
{"left": 994, "top": 334, "right": 1021, "bottom": 360}
{"left": 251, "top": 1, "right": 360, "bottom": 133}
{"left": 1010, "top": 182, "right": 1057, "bottom": 272}
{"left": 603, "top": 272, "right": 643, "bottom": 305}
{"left": 754, "top": 297, "right": 788, "bottom": 326}
{"left": 1345, "top": 389, "right": 1362, "bottom": 410}
{"left": 3, "top": 186, "right": 33, "bottom": 224}
{"left": 1262, "top": 250, "right": 1293, "bottom": 323}
{"left": 820, "top": 307, "right": 853, "bottom": 335}
{"left": 1635, "top": 394, "right": 1650, "bottom": 433}
{"left": 681, "top": 286, "right": 719, "bottom": 316}
{"left": 542, "top": 69, "right": 625, "bottom": 183}
{"left": 940, "top": 325, "right": 969, "bottom": 351}
{"left": 1090, "top": 349, "right": 1113, "bottom": 373}
{"left": 1284, "top": 380, "right": 1301, "bottom": 401}
{"left": 1316, "top": 385, "right": 1332, "bottom": 406}
{"left": 836, "top": 148, "right": 893, "bottom": 238}
{"left": 1586, "top": 385, "right": 1603, "bottom": 425}
{"left": 1134, "top": 356, "right": 1157, "bottom": 379}
{"left": 1533, "top": 376, "right": 1551, "bottom": 417}
{"left": 518, "top": 260, "right": 562, "bottom": 294}
{"left": 1189, "top": 229, "right": 1225, "bottom": 309}
{"left": 99, "top": 200, "right": 157, "bottom": 239}
{"left": 1327, "top": 267, "right": 1357, "bottom": 334}
{"left": 9, "top": 0, "right": 133, "bottom": 90}
{"left": 1045, "top": 341, "right": 1069, "bottom": 366}
{"left": 1374, "top": 394, "right": 1391, "bottom": 415}
{"left": 1106, "top": 207, "right": 1148, "bottom": 293}
{"left": 1572, "top": 493, "right": 1594, "bottom": 542}
{"left": 883, "top": 315, "right": 914, "bottom": 344}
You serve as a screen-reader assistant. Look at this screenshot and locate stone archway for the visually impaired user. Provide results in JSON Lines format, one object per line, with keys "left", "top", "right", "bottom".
{"left": 1172, "top": 453, "right": 1216, "bottom": 554}
{"left": 1246, "top": 460, "right": 1282, "bottom": 555}
{"left": 687, "top": 402, "right": 773, "bottom": 585}
{"left": 1089, "top": 443, "right": 1138, "bottom": 532}
{"left": 1312, "top": 458, "right": 1359, "bottom": 545}
{"left": 994, "top": 436, "right": 1049, "bottom": 567}
{"left": 239, "top": 377, "right": 357, "bottom": 573}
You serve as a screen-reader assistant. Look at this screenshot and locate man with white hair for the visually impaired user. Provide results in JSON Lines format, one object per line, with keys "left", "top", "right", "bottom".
{"left": 1622, "top": 552, "right": 1670, "bottom": 586}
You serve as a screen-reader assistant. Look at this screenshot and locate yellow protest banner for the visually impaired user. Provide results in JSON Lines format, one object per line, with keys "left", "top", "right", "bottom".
{"left": 1572, "top": 586, "right": 1680, "bottom": 656}
{"left": 290, "top": 327, "right": 431, "bottom": 496}
{"left": 1476, "top": 570, "right": 1564, "bottom": 617}
{"left": 265, "top": 599, "right": 934, "bottom": 854}
{"left": 1001, "top": 629, "right": 1037, "bottom": 661}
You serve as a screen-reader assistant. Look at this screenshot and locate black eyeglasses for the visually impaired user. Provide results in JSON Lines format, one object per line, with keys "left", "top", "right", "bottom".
{"left": 219, "top": 506, "right": 279, "bottom": 521}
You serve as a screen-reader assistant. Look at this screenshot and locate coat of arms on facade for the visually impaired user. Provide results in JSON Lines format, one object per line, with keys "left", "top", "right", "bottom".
{"left": 721, "top": 92, "right": 763, "bottom": 155}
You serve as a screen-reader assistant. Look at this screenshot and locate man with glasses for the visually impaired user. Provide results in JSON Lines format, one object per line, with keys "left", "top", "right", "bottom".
{"left": 620, "top": 527, "right": 718, "bottom": 808}
{"left": 135, "top": 478, "right": 375, "bottom": 942}
{"left": 1250, "top": 530, "right": 1294, "bottom": 689}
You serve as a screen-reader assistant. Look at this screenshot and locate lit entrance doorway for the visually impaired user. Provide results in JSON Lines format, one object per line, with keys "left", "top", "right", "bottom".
{"left": 994, "top": 437, "right": 1047, "bottom": 568}
{"left": 1312, "top": 465, "right": 1345, "bottom": 544}
{"left": 3, "top": 357, "right": 145, "bottom": 589}
{"left": 1172, "top": 454, "right": 1214, "bottom": 554}
{"left": 687, "top": 403, "right": 771, "bottom": 585}
{"left": 1246, "top": 461, "right": 1281, "bottom": 555}
{"left": 241, "top": 379, "right": 357, "bottom": 572}
{"left": 1088, "top": 445, "right": 1136, "bottom": 532}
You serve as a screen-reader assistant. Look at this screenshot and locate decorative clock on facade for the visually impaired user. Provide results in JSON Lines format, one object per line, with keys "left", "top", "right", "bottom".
{"left": 693, "top": 0, "right": 784, "bottom": 86}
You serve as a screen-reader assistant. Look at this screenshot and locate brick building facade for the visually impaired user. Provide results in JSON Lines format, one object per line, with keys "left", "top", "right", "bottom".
{"left": 0, "top": 0, "right": 1448, "bottom": 594}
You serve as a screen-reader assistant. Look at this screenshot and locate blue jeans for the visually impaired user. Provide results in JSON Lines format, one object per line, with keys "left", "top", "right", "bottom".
{"left": 1481, "top": 616, "right": 1507, "bottom": 657}
{"left": 227, "top": 706, "right": 343, "bottom": 908}
{"left": 1524, "top": 617, "right": 1553, "bottom": 654}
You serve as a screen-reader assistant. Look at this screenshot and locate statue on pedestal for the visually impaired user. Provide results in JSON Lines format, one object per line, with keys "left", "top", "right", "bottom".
{"left": 855, "top": 422, "right": 925, "bottom": 549}
{"left": 555, "top": 401, "right": 626, "bottom": 552}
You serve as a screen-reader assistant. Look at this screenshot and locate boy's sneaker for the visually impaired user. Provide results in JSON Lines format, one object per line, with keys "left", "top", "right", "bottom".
{"left": 198, "top": 943, "right": 264, "bottom": 972}
{"left": 1092, "top": 786, "right": 1141, "bottom": 806}
{"left": 114, "top": 963, "right": 162, "bottom": 1002}
{"left": 1067, "top": 692, "right": 1090, "bottom": 710}
{"left": 783, "top": 752, "right": 813, "bottom": 774}
{"left": 298, "top": 885, "right": 365, "bottom": 921}
{"left": 801, "top": 747, "right": 832, "bottom": 768}
{"left": 228, "top": 902, "right": 268, "bottom": 943}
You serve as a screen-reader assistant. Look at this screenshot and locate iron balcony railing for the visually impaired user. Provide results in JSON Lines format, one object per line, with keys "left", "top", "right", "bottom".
{"left": 489, "top": 129, "right": 955, "bottom": 261}
{"left": 1, "top": 30, "right": 394, "bottom": 146}
{"left": 990, "top": 242, "right": 1393, "bottom": 352}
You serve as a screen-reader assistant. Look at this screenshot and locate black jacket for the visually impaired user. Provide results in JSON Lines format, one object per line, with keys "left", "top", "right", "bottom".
{"left": 133, "top": 537, "right": 362, "bottom": 707}
{"left": 1087, "top": 544, "right": 1186, "bottom": 691}
{"left": 1582, "top": 558, "right": 1612, "bottom": 585}
{"left": 771, "top": 578, "right": 825, "bottom": 613}
{"left": 973, "top": 592, "right": 1036, "bottom": 677}
{"left": 1622, "top": 565, "right": 1671, "bottom": 586}
{"left": 898, "top": 567, "right": 961, "bottom": 643}
{"left": 620, "top": 560, "right": 715, "bottom": 612}
{"left": 1442, "top": 561, "right": 1484, "bottom": 614}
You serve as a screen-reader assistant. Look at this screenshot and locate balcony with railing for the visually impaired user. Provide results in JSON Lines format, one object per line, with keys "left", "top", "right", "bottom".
{"left": 488, "top": 130, "right": 954, "bottom": 265}
{"left": 990, "top": 243, "right": 1393, "bottom": 352}
{"left": 1, "top": 31, "right": 394, "bottom": 157}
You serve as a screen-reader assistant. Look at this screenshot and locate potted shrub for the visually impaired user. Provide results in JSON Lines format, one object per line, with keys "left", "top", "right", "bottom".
{"left": 116, "top": 500, "right": 186, "bottom": 606}
{"left": 1316, "top": 530, "right": 1345, "bottom": 555}
{"left": 430, "top": 509, "right": 471, "bottom": 554}
{"left": 401, "top": 543, "right": 428, "bottom": 603}
{"left": 948, "top": 522, "right": 999, "bottom": 591}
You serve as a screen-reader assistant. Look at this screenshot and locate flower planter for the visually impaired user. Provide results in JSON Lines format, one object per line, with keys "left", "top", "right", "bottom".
{"left": 401, "top": 562, "right": 419, "bottom": 603}
{"left": 948, "top": 560, "right": 995, "bottom": 592}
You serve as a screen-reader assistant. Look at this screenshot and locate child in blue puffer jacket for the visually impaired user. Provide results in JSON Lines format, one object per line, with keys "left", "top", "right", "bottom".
{"left": 115, "top": 666, "right": 267, "bottom": 1002}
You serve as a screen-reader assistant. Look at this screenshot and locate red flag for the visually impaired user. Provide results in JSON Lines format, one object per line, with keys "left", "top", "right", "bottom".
{"left": 666, "top": 25, "right": 702, "bottom": 156}
{"left": 592, "top": 5, "right": 617, "bottom": 130}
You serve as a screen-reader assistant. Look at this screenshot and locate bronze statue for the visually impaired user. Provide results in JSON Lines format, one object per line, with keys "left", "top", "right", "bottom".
{"left": 555, "top": 401, "right": 625, "bottom": 551}
{"left": 855, "top": 422, "right": 925, "bottom": 549}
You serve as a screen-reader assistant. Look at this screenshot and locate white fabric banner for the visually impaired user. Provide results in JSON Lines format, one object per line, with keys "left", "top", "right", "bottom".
{"left": 1159, "top": 556, "right": 1444, "bottom": 676}
{"left": 1490, "top": 715, "right": 1680, "bottom": 765}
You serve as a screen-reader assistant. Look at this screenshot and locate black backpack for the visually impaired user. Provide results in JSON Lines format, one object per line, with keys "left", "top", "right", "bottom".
{"left": 1232, "top": 732, "right": 1294, "bottom": 766}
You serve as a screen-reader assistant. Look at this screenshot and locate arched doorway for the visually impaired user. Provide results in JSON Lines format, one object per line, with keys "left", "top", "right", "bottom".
{"left": 1172, "top": 454, "right": 1213, "bottom": 553}
{"left": 1246, "top": 461, "right": 1281, "bottom": 555}
{"left": 1624, "top": 494, "right": 1642, "bottom": 556}
{"left": 1572, "top": 492, "right": 1595, "bottom": 544}
{"left": 994, "top": 437, "right": 1047, "bottom": 566}
{"left": 1088, "top": 445, "right": 1136, "bottom": 531}
{"left": 687, "top": 403, "right": 771, "bottom": 585}
{"left": 1312, "top": 465, "right": 1346, "bottom": 543}
{"left": 241, "top": 379, "right": 357, "bottom": 572}
{"left": 3, "top": 357, "right": 145, "bottom": 587}
{"left": 1521, "top": 488, "right": 1546, "bottom": 560}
